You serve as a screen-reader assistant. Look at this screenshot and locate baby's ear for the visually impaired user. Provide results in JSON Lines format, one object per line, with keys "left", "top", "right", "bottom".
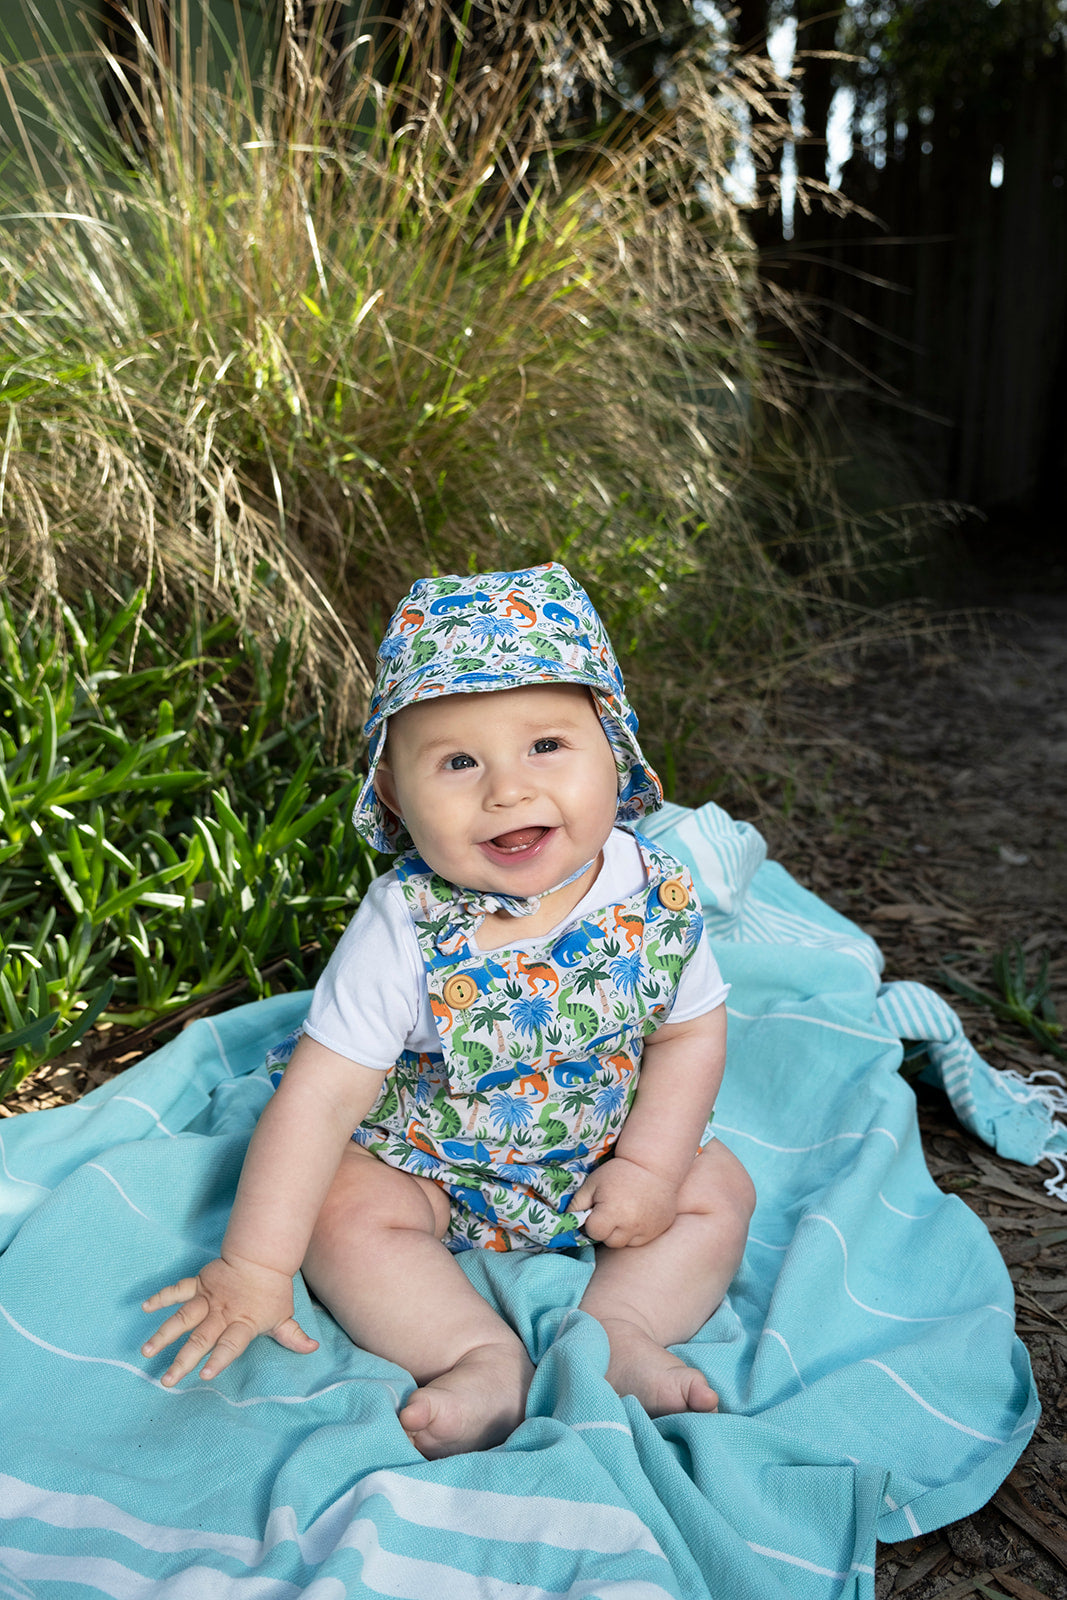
{"left": 373, "top": 761, "right": 401, "bottom": 819}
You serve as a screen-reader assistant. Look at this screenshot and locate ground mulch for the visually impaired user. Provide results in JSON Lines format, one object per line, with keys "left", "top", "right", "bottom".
{"left": 751, "top": 593, "right": 1067, "bottom": 1600}
{"left": 3, "top": 594, "right": 1065, "bottom": 1598}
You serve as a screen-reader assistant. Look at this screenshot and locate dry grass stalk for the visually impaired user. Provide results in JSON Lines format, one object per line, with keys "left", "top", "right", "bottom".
{"left": 1, "top": 1, "right": 945, "bottom": 751}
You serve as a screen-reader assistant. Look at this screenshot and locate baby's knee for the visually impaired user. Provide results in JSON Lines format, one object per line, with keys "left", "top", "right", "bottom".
{"left": 690, "top": 1141, "right": 756, "bottom": 1230}
{"left": 313, "top": 1148, "right": 445, "bottom": 1252}
{"left": 725, "top": 1155, "right": 757, "bottom": 1226}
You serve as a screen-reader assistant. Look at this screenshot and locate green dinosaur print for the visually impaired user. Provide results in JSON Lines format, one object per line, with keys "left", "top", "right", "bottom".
{"left": 350, "top": 832, "right": 705, "bottom": 1251}
{"left": 537, "top": 1104, "right": 569, "bottom": 1146}
{"left": 557, "top": 988, "right": 598, "bottom": 1038}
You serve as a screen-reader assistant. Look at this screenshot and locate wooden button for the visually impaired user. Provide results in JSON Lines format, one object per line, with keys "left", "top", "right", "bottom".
{"left": 442, "top": 974, "right": 479, "bottom": 1009}
{"left": 657, "top": 879, "right": 689, "bottom": 910}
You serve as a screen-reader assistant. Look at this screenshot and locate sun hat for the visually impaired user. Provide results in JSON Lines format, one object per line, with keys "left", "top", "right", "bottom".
{"left": 352, "top": 562, "right": 663, "bottom": 853}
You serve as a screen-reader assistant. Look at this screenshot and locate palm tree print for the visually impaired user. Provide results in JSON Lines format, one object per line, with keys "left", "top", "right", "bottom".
{"left": 469, "top": 616, "right": 520, "bottom": 644}
{"left": 570, "top": 959, "right": 610, "bottom": 997}
{"left": 594, "top": 1081, "right": 628, "bottom": 1121}
{"left": 366, "top": 834, "right": 705, "bottom": 1250}
{"left": 609, "top": 950, "right": 644, "bottom": 994}
{"left": 487, "top": 1092, "right": 536, "bottom": 1132}
{"left": 510, "top": 993, "right": 553, "bottom": 1041}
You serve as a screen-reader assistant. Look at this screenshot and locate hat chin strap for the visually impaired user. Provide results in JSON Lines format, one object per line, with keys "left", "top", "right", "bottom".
{"left": 435, "top": 857, "right": 598, "bottom": 953}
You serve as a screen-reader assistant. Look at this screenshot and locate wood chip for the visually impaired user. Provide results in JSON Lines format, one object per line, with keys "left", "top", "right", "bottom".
{"left": 995, "top": 1572, "right": 1066, "bottom": 1600}
{"left": 992, "top": 1485, "right": 1067, "bottom": 1574}
{"left": 922, "top": 1565, "right": 1021, "bottom": 1600}
{"left": 985, "top": 1218, "right": 1060, "bottom": 1232}
{"left": 1013, "top": 1287, "right": 1067, "bottom": 1333}
{"left": 868, "top": 903, "right": 977, "bottom": 928}
{"left": 967, "top": 1159, "right": 1067, "bottom": 1213}
{"left": 1026, "top": 1437, "right": 1067, "bottom": 1463}
{"left": 893, "top": 1537, "right": 951, "bottom": 1592}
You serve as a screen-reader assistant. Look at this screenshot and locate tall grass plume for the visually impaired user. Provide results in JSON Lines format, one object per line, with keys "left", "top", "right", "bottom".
{"left": 1, "top": 0, "right": 945, "bottom": 762}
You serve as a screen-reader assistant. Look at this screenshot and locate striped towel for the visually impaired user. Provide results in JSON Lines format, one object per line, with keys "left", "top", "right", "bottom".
{"left": 0, "top": 801, "right": 1056, "bottom": 1599}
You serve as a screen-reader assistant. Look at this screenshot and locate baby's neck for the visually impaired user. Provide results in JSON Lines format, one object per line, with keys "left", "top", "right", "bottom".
{"left": 474, "top": 854, "right": 603, "bottom": 950}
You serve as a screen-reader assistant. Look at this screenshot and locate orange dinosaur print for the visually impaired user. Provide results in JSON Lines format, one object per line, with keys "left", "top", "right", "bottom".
{"left": 398, "top": 604, "right": 425, "bottom": 632}
{"left": 515, "top": 953, "right": 560, "bottom": 995}
{"left": 613, "top": 906, "right": 644, "bottom": 950}
{"left": 502, "top": 591, "right": 537, "bottom": 627}
{"left": 406, "top": 1121, "right": 438, "bottom": 1157}
{"left": 429, "top": 994, "right": 454, "bottom": 1033}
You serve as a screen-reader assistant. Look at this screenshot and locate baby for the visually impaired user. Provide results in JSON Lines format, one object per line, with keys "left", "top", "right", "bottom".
{"left": 143, "top": 563, "right": 755, "bottom": 1457}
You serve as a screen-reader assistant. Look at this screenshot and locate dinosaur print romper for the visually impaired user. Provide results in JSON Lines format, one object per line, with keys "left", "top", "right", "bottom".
{"left": 343, "top": 832, "right": 707, "bottom": 1252}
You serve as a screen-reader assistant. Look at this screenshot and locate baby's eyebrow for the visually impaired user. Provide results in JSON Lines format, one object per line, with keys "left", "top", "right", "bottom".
{"left": 411, "top": 717, "right": 584, "bottom": 756}
{"left": 411, "top": 733, "right": 468, "bottom": 754}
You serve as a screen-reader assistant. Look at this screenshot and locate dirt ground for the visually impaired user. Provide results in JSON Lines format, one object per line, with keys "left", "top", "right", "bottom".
{"left": 3, "top": 594, "right": 1065, "bottom": 1597}
{"left": 756, "top": 593, "right": 1067, "bottom": 1600}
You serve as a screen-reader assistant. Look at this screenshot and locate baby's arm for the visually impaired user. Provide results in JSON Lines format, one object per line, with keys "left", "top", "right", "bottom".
{"left": 141, "top": 1034, "right": 386, "bottom": 1385}
{"left": 570, "top": 1004, "right": 726, "bottom": 1248}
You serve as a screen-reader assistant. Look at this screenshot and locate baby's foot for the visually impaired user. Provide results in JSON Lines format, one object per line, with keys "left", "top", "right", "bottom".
{"left": 399, "top": 1340, "right": 534, "bottom": 1458}
{"left": 597, "top": 1316, "right": 719, "bottom": 1417}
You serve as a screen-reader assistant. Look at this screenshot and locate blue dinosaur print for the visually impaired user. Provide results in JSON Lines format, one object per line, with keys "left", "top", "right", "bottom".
{"left": 428, "top": 591, "right": 493, "bottom": 614}
{"left": 550, "top": 1059, "right": 598, "bottom": 1087}
{"left": 550, "top": 922, "right": 606, "bottom": 967}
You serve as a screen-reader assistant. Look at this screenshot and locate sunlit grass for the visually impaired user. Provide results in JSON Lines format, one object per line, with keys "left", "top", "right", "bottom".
{"left": 0, "top": 0, "right": 939, "bottom": 749}
{"left": 0, "top": 4, "right": 963, "bottom": 1094}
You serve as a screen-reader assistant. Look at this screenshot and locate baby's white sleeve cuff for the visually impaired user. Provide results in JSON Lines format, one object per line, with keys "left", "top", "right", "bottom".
{"left": 303, "top": 874, "right": 422, "bottom": 1071}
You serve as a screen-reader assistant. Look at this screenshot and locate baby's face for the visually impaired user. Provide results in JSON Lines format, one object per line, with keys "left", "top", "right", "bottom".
{"left": 374, "top": 683, "right": 619, "bottom": 896}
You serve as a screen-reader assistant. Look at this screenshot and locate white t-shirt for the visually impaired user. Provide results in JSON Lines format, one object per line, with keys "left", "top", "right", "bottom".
{"left": 305, "top": 828, "right": 729, "bottom": 1072}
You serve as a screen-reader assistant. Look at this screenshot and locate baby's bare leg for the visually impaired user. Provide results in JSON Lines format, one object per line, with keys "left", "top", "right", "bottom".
{"left": 579, "top": 1140, "right": 755, "bottom": 1416}
{"left": 302, "top": 1144, "right": 532, "bottom": 1457}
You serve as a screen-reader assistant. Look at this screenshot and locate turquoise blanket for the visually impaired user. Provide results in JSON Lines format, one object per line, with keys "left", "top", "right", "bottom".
{"left": 0, "top": 803, "right": 1055, "bottom": 1599}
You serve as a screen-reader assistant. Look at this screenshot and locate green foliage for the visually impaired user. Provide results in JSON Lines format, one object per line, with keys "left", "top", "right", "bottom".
{"left": 0, "top": 0, "right": 920, "bottom": 758}
{"left": 942, "top": 942, "right": 1065, "bottom": 1062}
{"left": 0, "top": 591, "right": 375, "bottom": 1097}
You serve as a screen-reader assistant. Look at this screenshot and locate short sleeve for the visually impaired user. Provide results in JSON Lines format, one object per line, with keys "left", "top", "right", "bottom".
{"left": 666, "top": 924, "right": 730, "bottom": 1025}
{"left": 303, "top": 873, "right": 423, "bottom": 1071}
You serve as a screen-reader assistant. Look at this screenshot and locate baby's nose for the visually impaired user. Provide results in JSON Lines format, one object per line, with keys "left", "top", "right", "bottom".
{"left": 485, "top": 763, "right": 533, "bottom": 806}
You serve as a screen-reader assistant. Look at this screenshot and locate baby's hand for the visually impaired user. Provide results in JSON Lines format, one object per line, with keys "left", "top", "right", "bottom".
{"left": 141, "top": 1253, "right": 318, "bottom": 1387}
{"left": 569, "top": 1158, "right": 679, "bottom": 1248}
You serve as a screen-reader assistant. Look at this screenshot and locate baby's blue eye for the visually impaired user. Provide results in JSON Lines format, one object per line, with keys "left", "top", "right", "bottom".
{"left": 446, "top": 753, "right": 476, "bottom": 770}
{"left": 533, "top": 738, "right": 560, "bottom": 754}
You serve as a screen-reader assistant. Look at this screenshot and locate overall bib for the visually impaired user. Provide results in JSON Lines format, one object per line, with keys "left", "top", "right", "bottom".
{"left": 348, "top": 832, "right": 706, "bottom": 1252}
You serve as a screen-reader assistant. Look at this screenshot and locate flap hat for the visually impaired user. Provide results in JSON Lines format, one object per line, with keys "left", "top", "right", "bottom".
{"left": 352, "top": 562, "right": 662, "bottom": 853}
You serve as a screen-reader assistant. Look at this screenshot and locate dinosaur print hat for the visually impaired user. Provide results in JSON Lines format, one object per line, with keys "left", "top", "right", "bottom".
{"left": 352, "top": 562, "right": 663, "bottom": 853}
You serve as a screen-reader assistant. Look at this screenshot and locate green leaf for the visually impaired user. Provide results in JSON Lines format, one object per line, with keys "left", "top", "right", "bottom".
{"left": 92, "top": 589, "right": 146, "bottom": 666}
{"left": 29, "top": 819, "right": 85, "bottom": 915}
{"left": 35, "top": 682, "right": 59, "bottom": 795}
{"left": 93, "top": 859, "right": 190, "bottom": 923}
{"left": 48, "top": 977, "right": 116, "bottom": 1056}
{"left": 0, "top": 1010, "right": 61, "bottom": 1056}
{"left": 941, "top": 970, "right": 999, "bottom": 1009}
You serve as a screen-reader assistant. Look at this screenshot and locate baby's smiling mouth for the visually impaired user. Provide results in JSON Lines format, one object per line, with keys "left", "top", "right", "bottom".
{"left": 486, "top": 826, "right": 549, "bottom": 853}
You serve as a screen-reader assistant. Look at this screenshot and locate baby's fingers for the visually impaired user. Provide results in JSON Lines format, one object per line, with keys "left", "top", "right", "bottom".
{"left": 198, "top": 1319, "right": 260, "bottom": 1382}
{"left": 569, "top": 1177, "right": 599, "bottom": 1212}
{"left": 141, "top": 1291, "right": 216, "bottom": 1379}
{"left": 141, "top": 1276, "right": 203, "bottom": 1314}
{"left": 150, "top": 1311, "right": 236, "bottom": 1388}
{"left": 271, "top": 1317, "right": 319, "bottom": 1357}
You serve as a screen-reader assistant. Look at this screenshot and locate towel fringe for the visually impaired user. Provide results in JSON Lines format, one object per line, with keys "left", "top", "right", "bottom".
{"left": 998, "top": 1066, "right": 1067, "bottom": 1112}
{"left": 995, "top": 1070, "right": 1067, "bottom": 1201}
{"left": 1041, "top": 1154, "right": 1067, "bottom": 1204}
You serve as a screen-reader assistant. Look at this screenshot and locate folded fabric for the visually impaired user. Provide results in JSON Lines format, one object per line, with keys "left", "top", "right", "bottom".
{"left": 0, "top": 802, "right": 1049, "bottom": 1600}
